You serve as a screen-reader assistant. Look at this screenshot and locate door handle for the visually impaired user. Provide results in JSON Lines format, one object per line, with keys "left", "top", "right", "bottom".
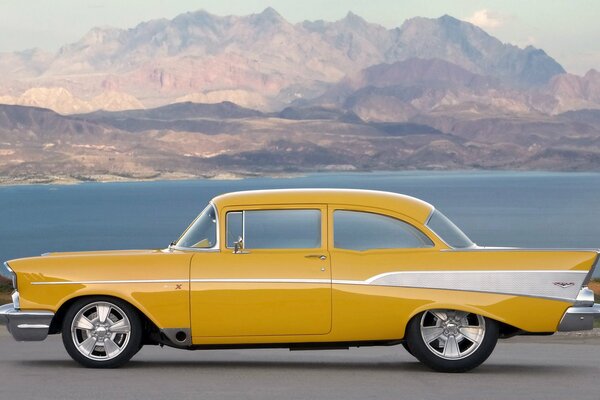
{"left": 305, "top": 254, "right": 327, "bottom": 260}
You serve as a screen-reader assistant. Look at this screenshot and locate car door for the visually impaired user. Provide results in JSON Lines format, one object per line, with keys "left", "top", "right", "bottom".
{"left": 190, "top": 205, "right": 331, "bottom": 338}
{"left": 327, "top": 206, "right": 439, "bottom": 340}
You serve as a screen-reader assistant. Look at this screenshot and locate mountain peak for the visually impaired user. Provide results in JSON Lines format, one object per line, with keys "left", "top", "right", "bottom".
{"left": 438, "top": 14, "right": 461, "bottom": 24}
{"left": 256, "top": 7, "right": 283, "bottom": 21}
{"left": 342, "top": 11, "right": 367, "bottom": 24}
{"left": 79, "top": 26, "right": 122, "bottom": 46}
{"left": 585, "top": 69, "right": 600, "bottom": 79}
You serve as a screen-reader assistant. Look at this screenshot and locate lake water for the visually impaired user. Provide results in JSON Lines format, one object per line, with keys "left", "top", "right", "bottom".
{"left": 1, "top": 171, "right": 600, "bottom": 277}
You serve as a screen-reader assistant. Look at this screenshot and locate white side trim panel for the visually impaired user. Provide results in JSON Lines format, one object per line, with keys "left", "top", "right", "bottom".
{"left": 347, "top": 270, "right": 587, "bottom": 302}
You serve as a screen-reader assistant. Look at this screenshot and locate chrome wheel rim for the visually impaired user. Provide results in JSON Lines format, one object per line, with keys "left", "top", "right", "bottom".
{"left": 71, "top": 302, "right": 131, "bottom": 361}
{"left": 420, "top": 309, "right": 485, "bottom": 360}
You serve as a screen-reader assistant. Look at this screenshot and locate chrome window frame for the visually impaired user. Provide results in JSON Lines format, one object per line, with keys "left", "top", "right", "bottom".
{"left": 169, "top": 201, "right": 221, "bottom": 253}
{"left": 3, "top": 262, "right": 16, "bottom": 290}
{"left": 225, "top": 210, "right": 243, "bottom": 248}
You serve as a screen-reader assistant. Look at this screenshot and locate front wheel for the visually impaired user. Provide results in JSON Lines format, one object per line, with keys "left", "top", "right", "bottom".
{"left": 405, "top": 309, "right": 498, "bottom": 373}
{"left": 62, "top": 297, "right": 143, "bottom": 368}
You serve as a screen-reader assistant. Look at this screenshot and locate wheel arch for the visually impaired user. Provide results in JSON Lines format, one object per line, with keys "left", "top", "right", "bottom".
{"left": 404, "top": 302, "right": 519, "bottom": 338}
{"left": 49, "top": 294, "right": 160, "bottom": 337}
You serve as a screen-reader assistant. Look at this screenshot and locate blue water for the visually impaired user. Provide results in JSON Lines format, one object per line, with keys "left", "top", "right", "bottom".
{"left": 1, "top": 171, "right": 599, "bottom": 277}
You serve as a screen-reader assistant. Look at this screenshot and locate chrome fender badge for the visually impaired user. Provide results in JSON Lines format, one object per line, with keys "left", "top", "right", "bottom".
{"left": 553, "top": 282, "right": 575, "bottom": 288}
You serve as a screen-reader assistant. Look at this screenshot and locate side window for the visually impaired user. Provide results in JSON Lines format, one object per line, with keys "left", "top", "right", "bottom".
{"left": 226, "top": 209, "right": 321, "bottom": 249}
{"left": 334, "top": 210, "right": 433, "bottom": 251}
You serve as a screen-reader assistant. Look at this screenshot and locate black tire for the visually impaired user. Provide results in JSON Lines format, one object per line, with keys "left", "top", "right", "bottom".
{"left": 402, "top": 342, "right": 415, "bottom": 357}
{"left": 62, "top": 297, "right": 143, "bottom": 368}
{"left": 405, "top": 309, "right": 499, "bottom": 373}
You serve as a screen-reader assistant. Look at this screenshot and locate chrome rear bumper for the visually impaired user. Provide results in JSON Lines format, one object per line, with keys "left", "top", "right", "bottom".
{"left": 0, "top": 303, "right": 55, "bottom": 341}
{"left": 558, "top": 304, "right": 600, "bottom": 331}
{"left": 558, "top": 287, "right": 600, "bottom": 331}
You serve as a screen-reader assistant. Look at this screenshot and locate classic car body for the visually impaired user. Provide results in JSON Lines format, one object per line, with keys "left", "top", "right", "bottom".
{"left": 1, "top": 189, "right": 599, "bottom": 371}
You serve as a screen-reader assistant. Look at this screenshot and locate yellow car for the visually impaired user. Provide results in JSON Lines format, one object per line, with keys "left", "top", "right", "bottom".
{"left": 1, "top": 189, "right": 599, "bottom": 371}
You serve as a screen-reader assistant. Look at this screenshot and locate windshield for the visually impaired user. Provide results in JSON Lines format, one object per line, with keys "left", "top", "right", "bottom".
{"left": 426, "top": 209, "right": 474, "bottom": 249}
{"left": 175, "top": 204, "right": 217, "bottom": 248}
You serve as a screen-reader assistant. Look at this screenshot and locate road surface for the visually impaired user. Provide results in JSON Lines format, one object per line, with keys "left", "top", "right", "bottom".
{"left": 0, "top": 331, "right": 599, "bottom": 400}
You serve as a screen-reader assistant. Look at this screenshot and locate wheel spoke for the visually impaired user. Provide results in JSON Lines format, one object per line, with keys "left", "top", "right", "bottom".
{"left": 459, "top": 326, "right": 484, "bottom": 343}
{"left": 454, "top": 310, "right": 468, "bottom": 320}
{"left": 103, "top": 338, "right": 121, "bottom": 357}
{"left": 96, "top": 304, "right": 111, "bottom": 323}
{"left": 109, "top": 319, "right": 130, "bottom": 334}
{"left": 421, "top": 326, "right": 444, "bottom": 343}
{"left": 79, "top": 336, "right": 98, "bottom": 355}
{"left": 443, "top": 335, "right": 460, "bottom": 358}
{"left": 75, "top": 316, "right": 94, "bottom": 331}
{"left": 431, "top": 310, "right": 448, "bottom": 322}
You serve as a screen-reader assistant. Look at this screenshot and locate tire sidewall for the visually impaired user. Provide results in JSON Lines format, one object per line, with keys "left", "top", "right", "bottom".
{"left": 62, "top": 296, "right": 143, "bottom": 368}
{"left": 406, "top": 311, "right": 499, "bottom": 373}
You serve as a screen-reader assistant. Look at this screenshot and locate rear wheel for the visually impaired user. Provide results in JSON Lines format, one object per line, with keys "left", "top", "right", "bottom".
{"left": 405, "top": 309, "right": 498, "bottom": 373}
{"left": 62, "top": 297, "right": 143, "bottom": 368}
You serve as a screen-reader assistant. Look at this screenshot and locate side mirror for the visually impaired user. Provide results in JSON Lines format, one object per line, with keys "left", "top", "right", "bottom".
{"left": 233, "top": 236, "right": 244, "bottom": 254}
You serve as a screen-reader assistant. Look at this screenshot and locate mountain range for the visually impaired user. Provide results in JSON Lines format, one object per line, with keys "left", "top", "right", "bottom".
{"left": 0, "top": 8, "right": 589, "bottom": 113}
{"left": 1, "top": 8, "right": 600, "bottom": 183}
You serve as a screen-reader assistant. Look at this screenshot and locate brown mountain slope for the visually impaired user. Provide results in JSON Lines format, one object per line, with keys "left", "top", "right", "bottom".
{"left": 2, "top": 102, "right": 600, "bottom": 184}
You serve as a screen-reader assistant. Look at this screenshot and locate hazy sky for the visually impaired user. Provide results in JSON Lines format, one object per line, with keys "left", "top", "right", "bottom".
{"left": 0, "top": 0, "right": 598, "bottom": 74}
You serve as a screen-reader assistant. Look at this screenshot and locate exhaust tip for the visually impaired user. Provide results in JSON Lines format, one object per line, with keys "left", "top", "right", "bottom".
{"left": 175, "top": 331, "right": 187, "bottom": 342}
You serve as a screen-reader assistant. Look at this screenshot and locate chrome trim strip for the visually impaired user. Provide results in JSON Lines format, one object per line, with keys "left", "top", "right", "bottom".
{"left": 191, "top": 278, "right": 330, "bottom": 284}
{"left": 11, "top": 291, "right": 20, "bottom": 309}
{"left": 574, "top": 287, "right": 596, "bottom": 306}
{"left": 17, "top": 324, "right": 50, "bottom": 329}
{"left": 4, "top": 261, "right": 16, "bottom": 290}
{"left": 583, "top": 252, "right": 600, "bottom": 285}
{"left": 31, "top": 279, "right": 188, "bottom": 285}
{"left": 442, "top": 247, "right": 600, "bottom": 252}
{"left": 242, "top": 210, "right": 246, "bottom": 246}
{"left": 168, "top": 246, "right": 220, "bottom": 253}
{"left": 424, "top": 207, "right": 435, "bottom": 225}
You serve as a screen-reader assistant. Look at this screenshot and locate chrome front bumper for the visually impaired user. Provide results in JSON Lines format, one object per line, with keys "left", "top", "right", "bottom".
{"left": 0, "top": 302, "right": 55, "bottom": 341}
{"left": 558, "top": 287, "right": 600, "bottom": 332}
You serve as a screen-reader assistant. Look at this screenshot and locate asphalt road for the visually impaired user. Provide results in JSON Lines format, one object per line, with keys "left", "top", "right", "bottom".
{"left": 1, "top": 331, "right": 599, "bottom": 400}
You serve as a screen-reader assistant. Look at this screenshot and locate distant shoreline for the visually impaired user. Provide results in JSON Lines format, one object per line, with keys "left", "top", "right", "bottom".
{"left": 0, "top": 171, "right": 306, "bottom": 187}
{"left": 2, "top": 169, "right": 600, "bottom": 188}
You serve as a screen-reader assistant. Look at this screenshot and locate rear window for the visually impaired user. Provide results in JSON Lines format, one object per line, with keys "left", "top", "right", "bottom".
{"left": 334, "top": 210, "right": 433, "bottom": 251}
{"left": 426, "top": 210, "right": 474, "bottom": 249}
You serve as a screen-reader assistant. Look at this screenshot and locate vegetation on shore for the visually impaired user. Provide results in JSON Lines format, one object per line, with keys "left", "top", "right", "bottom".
{"left": 0, "top": 275, "right": 10, "bottom": 291}
{"left": 0, "top": 275, "right": 11, "bottom": 304}
{"left": 0, "top": 276, "right": 12, "bottom": 305}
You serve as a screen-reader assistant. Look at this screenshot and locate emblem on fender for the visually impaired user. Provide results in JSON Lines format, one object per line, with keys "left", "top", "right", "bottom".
{"left": 553, "top": 282, "right": 575, "bottom": 288}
